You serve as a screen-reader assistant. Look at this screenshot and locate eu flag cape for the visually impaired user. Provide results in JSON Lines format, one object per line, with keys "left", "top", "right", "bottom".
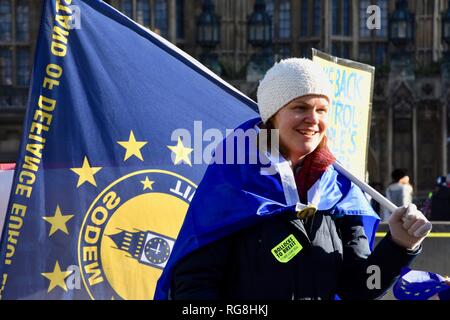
{"left": 154, "top": 118, "right": 380, "bottom": 300}
{"left": 0, "top": 0, "right": 257, "bottom": 300}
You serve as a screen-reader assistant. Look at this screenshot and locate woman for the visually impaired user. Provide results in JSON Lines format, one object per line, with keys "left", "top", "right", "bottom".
{"left": 154, "top": 58, "right": 431, "bottom": 300}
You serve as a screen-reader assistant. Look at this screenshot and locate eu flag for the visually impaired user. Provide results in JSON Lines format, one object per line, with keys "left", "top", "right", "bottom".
{"left": 0, "top": 0, "right": 256, "bottom": 300}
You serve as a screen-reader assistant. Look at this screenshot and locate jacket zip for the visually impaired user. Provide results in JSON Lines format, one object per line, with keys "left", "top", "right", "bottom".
{"left": 306, "top": 213, "right": 318, "bottom": 299}
{"left": 288, "top": 217, "right": 310, "bottom": 300}
{"left": 289, "top": 219, "right": 311, "bottom": 244}
{"left": 289, "top": 214, "right": 317, "bottom": 300}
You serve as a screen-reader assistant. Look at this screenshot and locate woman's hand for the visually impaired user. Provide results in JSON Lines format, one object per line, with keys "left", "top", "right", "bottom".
{"left": 388, "top": 204, "right": 432, "bottom": 250}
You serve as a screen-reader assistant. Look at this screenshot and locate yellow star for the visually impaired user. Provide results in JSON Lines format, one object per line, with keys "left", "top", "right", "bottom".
{"left": 43, "top": 206, "right": 74, "bottom": 236}
{"left": 167, "top": 137, "right": 193, "bottom": 166}
{"left": 41, "top": 261, "right": 73, "bottom": 293}
{"left": 117, "top": 131, "right": 148, "bottom": 161}
{"left": 141, "top": 176, "right": 155, "bottom": 191}
{"left": 70, "top": 157, "right": 102, "bottom": 188}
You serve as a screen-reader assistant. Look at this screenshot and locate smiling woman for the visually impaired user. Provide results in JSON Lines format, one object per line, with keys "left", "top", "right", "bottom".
{"left": 269, "top": 95, "right": 329, "bottom": 168}
{"left": 165, "top": 58, "right": 431, "bottom": 300}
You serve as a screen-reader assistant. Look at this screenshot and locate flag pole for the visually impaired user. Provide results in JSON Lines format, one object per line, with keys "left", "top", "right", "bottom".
{"left": 333, "top": 161, "right": 398, "bottom": 213}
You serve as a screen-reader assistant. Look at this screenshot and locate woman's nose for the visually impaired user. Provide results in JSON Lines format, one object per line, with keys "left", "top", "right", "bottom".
{"left": 304, "top": 111, "right": 320, "bottom": 124}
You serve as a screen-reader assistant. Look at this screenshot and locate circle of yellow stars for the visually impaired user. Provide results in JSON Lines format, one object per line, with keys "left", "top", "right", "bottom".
{"left": 41, "top": 130, "right": 194, "bottom": 293}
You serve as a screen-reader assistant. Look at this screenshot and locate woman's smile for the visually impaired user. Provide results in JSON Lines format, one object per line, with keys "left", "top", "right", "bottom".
{"left": 296, "top": 129, "right": 320, "bottom": 138}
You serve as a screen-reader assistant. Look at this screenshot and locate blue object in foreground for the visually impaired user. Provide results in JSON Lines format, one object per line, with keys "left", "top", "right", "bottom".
{"left": 393, "top": 267, "right": 450, "bottom": 300}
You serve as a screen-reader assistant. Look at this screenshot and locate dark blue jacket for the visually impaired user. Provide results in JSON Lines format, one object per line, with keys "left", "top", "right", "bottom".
{"left": 171, "top": 212, "right": 420, "bottom": 300}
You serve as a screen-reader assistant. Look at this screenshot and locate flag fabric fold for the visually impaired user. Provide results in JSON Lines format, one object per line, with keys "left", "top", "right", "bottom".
{"left": 154, "top": 118, "right": 380, "bottom": 300}
{"left": 393, "top": 267, "right": 450, "bottom": 300}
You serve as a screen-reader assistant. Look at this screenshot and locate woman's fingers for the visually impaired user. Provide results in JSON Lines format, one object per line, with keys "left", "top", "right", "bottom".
{"left": 407, "top": 219, "right": 425, "bottom": 237}
{"left": 388, "top": 203, "right": 432, "bottom": 249}
{"left": 402, "top": 204, "right": 432, "bottom": 238}
{"left": 402, "top": 213, "right": 417, "bottom": 230}
{"left": 413, "top": 221, "right": 432, "bottom": 238}
{"left": 401, "top": 204, "right": 419, "bottom": 229}
{"left": 389, "top": 205, "right": 408, "bottom": 223}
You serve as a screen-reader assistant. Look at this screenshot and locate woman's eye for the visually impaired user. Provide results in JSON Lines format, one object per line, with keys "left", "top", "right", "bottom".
{"left": 317, "top": 108, "right": 328, "bottom": 114}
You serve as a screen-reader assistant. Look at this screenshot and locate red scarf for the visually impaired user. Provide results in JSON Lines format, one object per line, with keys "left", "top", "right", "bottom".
{"left": 294, "top": 138, "right": 336, "bottom": 203}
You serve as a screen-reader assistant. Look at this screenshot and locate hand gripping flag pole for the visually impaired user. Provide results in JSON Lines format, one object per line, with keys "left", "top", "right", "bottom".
{"left": 333, "top": 162, "right": 432, "bottom": 238}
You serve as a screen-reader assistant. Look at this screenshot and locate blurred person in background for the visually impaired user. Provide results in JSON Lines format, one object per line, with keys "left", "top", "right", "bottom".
{"left": 382, "top": 169, "right": 413, "bottom": 221}
{"left": 429, "top": 176, "right": 450, "bottom": 221}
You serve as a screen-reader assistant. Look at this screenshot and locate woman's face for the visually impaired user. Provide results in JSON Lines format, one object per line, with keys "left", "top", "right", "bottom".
{"left": 271, "top": 95, "right": 330, "bottom": 166}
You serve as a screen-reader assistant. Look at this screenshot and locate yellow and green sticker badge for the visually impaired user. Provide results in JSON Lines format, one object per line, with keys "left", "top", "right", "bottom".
{"left": 271, "top": 234, "right": 303, "bottom": 263}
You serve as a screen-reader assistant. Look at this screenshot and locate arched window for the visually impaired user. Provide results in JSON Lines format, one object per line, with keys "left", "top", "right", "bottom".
{"left": 16, "top": 48, "right": 29, "bottom": 86}
{"left": 300, "top": 0, "right": 321, "bottom": 38}
{"left": 358, "top": 0, "right": 388, "bottom": 66}
{"left": 417, "top": 103, "right": 441, "bottom": 191}
{"left": 117, "top": 0, "right": 169, "bottom": 38}
{"left": 360, "top": 1, "right": 388, "bottom": 39}
{"left": 136, "top": 0, "right": 150, "bottom": 27}
{"left": 16, "top": 0, "right": 29, "bottom": 42}
{"left": 332, "top": 0, "right": 351, "bottom": 36}
{"left": 0, "top": 0, "right": 12, "bottom": 41}
{"left": 0, "top": 0, "right": 30, "bottom": 88}
{"left": 359, "top": 0, "right": 371, "bottom": 38}
{"left": 119, "top": 0, "right": 133, "bottom": 18}
{"left": 375, "top": 43, "right": 387, "bottom": 65}
{"left": 0, "top": 0, "right": 12, "bottom": 86}
{"left": 313, "top": 0, "right": 321, "bottom": 36}
{"left": 374, "top": 0, "right": 388, "bottom": 37}
{"left": 155, "top": 0, "right": 168, "bottom": 37}
{"left": 393, "top": 101, "right": 413, "bottom": 181}
{"left": 265, "top": 0, "right": 275, "bottom": 40}
{"left": 0, "top": 48, "right": 12, "bottom": 85}
{"left": 331, "top": 0, "right": 352, "bottom": 59}
{"left": 300, "top": 0, "right": 308, "bottom": 37}
{"left": 176, "top": 0, "right": 184, "bottom": 39}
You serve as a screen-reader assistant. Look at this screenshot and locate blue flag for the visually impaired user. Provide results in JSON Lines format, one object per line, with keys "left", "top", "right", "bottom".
{"left": 393, "top": 267, "right": 450, "bottom": 300}
{"left": 0, "top": 0, "right": 257, "bottom": 300}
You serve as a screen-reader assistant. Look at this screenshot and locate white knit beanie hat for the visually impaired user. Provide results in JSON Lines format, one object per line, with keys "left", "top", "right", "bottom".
{"left": 257, "top": 58, "right": 333, "bottom": 123}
